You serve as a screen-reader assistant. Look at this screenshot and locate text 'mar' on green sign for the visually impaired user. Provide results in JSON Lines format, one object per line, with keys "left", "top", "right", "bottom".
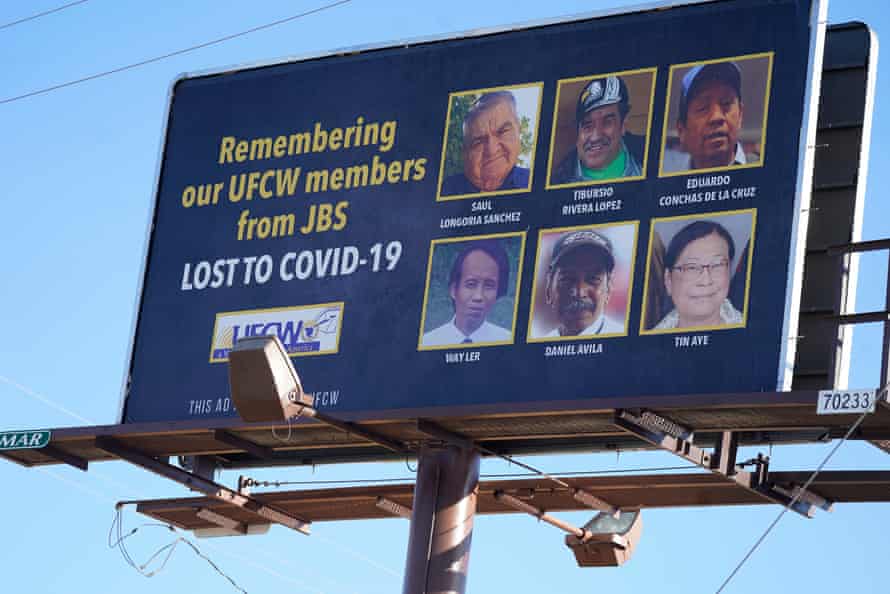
{"left": 0, "top": 431, "right": 51, "bottom": 450}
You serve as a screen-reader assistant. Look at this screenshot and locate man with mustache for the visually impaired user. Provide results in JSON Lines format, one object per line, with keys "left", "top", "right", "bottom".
{"left": 665, "top": 60, "right": 756, "bottom": 172}
{"left": 441, "top": 91, "right": 530, "bottom": 196}
{"left": 543, "top": 229, "right": 624, "bottom": 337}
{"left": 552, "top": 75, "right": 644, "bottom": 185}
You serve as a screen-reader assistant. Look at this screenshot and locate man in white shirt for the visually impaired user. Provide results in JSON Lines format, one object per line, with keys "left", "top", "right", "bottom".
{"left": 422, "top": 240, "right": 512, "bottom": 347}
{"left": 541, "top": 229, "right": 625, "bottom": 338}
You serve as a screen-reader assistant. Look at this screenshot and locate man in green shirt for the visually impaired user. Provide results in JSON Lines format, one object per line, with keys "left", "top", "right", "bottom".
{"left": 552, "top": 75, "right": 644, "bottom": 185}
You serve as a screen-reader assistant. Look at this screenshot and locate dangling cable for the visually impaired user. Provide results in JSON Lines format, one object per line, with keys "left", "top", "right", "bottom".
{"left": 109, "top": 504, "right": 248, "bottom": 593}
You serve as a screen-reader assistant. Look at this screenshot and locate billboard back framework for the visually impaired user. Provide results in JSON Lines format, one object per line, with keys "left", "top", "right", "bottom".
{"left": 123, "top": 0, "right": 823, "bottom": 424}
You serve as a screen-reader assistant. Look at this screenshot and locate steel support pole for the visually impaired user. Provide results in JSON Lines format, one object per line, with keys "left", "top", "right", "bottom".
{"left": 402, "top": 446, "right": 480, "bottom": 594}
{"left": 881, "top": 250, "right": 890, "bottom": 389}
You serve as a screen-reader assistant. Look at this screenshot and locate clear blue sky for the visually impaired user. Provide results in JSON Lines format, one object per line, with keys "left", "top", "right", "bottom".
{"left": 1, "top": 1, "right": 888, "bottom": 592}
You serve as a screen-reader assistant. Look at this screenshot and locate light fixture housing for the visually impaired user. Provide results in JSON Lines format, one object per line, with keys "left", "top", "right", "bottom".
{"left": 565, "top": 510, "right": 643, "bottom": 567}
{"left": 227, "top": 335, "right": 314, "bottom": 422}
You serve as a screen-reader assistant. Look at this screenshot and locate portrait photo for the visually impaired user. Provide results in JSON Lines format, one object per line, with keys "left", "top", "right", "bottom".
{"left": 546, "top": 68, "right": 657, "bottom": 189}
{"left": 527, "top": 222, "right": 638, "bottom": 342}
{"left": 659, "top": 52, "right": 773, "bottom": 177}
{"left": 418, "top": 232, "right": 526, "bottom": 350}
{"left": 437, "top": 83, "right": 543, "bottom": 201}
{"left": 640, "top": 209, "right": 756, "bottom": 334}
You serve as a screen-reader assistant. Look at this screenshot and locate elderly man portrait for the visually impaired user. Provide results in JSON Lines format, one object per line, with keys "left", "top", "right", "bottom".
{"left": 664, "top": 60, "right": 760, "bottom": 172}
{"left": 542, "top": 229, "right": 625, "bottom": 337}
{"left": 654, "top": 220, "right": 744, "bottom": 330}
{"left": 552, "top": 75, "right": 645, "bottom": 184}
{"left": 441, "top": 91, "right": 530, "bottom": 196}
{"left": 422, "top": 239, "right": 513, "bottom": 346}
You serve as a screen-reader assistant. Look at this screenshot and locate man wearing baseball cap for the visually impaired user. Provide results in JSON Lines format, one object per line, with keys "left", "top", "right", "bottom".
{"left": 542, "top": 229, "right": 625, "bottom": 337}
{"left": 665, "top": 60, "right": 758, "bottom": 172}
{"left": 552, "top": 75, "right": 644, "bottom": 185}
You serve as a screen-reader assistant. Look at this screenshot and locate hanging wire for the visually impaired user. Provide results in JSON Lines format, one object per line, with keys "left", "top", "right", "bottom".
{"left": 242, "top": 465, "right": 696, "bottom": 488}
{"left": 0, "top": 0, "right": 352, "bottom": 105}
{"left": 109, "top": 505, "right": 248, "bottom": 593}
{"left": 714, "top": 409, "right": 871, "bottom": 593}
{"left": 0, "top": 0, "right": 89, "bottom": 31}
{"left": 271, "top": 414, "right": 295, "bottom": 443}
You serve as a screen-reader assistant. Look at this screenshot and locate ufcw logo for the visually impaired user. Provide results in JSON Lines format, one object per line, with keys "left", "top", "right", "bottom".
{"left": 210, "top": 303, "right": 343, "bottom": 363}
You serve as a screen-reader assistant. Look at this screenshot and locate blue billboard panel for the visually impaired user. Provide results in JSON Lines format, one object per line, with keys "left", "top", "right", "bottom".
{"left": 122, "top": 0, "right": 823, "bottom": 423}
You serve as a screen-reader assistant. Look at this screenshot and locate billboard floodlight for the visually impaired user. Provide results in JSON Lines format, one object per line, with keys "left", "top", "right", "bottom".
{"left": 566, "top": 510, "right": 643, "bottom": 567}
{"left": 227, "top": 335, "right": 314, "bottom": 423}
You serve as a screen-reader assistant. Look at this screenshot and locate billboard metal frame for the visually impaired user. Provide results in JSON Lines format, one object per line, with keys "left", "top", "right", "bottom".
{"left": 834, "top": 26, "right": 879, "bottom": 388}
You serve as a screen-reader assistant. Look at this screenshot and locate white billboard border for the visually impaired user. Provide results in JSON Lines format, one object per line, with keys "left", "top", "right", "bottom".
{"left": 778, "top": 0, "right": 829, "bottom": 391}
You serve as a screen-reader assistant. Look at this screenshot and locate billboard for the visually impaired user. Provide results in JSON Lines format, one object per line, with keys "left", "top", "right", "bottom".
{"left": 121, "top": 0, "right": 825, "bottom": 424}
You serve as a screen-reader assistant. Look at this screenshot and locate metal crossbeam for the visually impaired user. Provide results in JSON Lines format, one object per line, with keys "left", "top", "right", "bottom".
{"left": 494, "top": 490, "right": 589, "bottom": 540}
{"left": 305, "top": 408, "right": 410, "bottom": 454}
{"left": 40, "top": 444, "right": 88, "bottom": 471}
{"left": 416, "top": 419, "right": 476, "bottom": 450}
{"left": 95, "top": 436, "right": 311, "bottom": 535}
{"left": 376, "top": 496, "right": 412, "bottom": 519}
{"left": 713, "top": 431, "right": 740, "bottom": 476}
{"left": 825, "top": 238, "right": 890, "bottom": 256}
{"left": 417, "top": 419, "right": 618, "bottom": 515}
{"left": 213, "top": 430, "right": 275, "bottom": 460}
{"left": 771, "top": 484, "right": 833, "bottom": 512}
{"left": 196, "top": 508, "right": 248, "bottom": 534}
{"left": 614, "top": 410, "right": 828, "bottom": 518}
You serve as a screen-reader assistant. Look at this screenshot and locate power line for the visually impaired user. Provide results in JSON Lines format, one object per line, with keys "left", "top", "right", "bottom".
{"left": 474, "top": 442, "right": 588, "bottom": 494}
{"left": 207, "top": 541, "right": 335, "bottom": 594}
{"left": 245, "top": 465, "right": 697, "bottom": 488}
{"left": 714, "top": 410, "right": 871, "bottom": 594}
{"left": 314, "top": 533, "right": 402, "bottom": 579}
{"left": 0, "top": 0, "right": 89, "bottom": 31}
{"left": 0, "top": 374, "right": 95, "bottom": 424}
{"left": 0, "top": 0, "right": 352, "bottom": 106}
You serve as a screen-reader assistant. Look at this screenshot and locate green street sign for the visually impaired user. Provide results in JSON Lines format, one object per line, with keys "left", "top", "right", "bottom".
{"left": 0, "top": 430, "right": 51, "bottom": 450}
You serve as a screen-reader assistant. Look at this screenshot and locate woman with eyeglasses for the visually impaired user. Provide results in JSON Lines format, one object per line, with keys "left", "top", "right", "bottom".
{"left": 654, "top": 220, "right": 743, "bottom": 330}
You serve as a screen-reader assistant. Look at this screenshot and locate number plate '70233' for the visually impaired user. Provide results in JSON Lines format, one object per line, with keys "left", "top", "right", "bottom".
{"left": 817, "top": 390, "right": 877, "bottom": 415}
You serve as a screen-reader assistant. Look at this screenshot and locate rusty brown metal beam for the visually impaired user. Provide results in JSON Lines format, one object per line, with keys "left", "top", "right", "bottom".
{"left": 417, "top": 419, "right": 618, "bottom": 515}
{"left": 376, "top": 496, "right": 412, "bottom": 519}
{"left": 196, "top": 508, "right": 248, "bottom": 534}
{"left": 494, "top": 490, "right": 588, "bottom": 539}
{"left": 95, "top": 436, "right": 311, "bottom": 535}
{"left": 213, "top": 430, "right": 275, "bottom": 460}
{"left": 416, "top": 419, "right": 476, "bottom": 450}
{"left": 0, "top": 451, "right": 31, "bottom": 467}
{"left": 40, "top": 444, "right": 88, "bottom": 471}
{"left": 309, "top": 409, "right": 410, "bottom": 454}
{"left": 614, "top": 410, "right": 819, "bottom": 518}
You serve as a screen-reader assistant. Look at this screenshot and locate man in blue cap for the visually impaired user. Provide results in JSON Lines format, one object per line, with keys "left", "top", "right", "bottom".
{"left": 665, "top": 60, "right": 758, "bottom": 172}
{"left": 552, "top": 75, "right": 644, "bottom": 185}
